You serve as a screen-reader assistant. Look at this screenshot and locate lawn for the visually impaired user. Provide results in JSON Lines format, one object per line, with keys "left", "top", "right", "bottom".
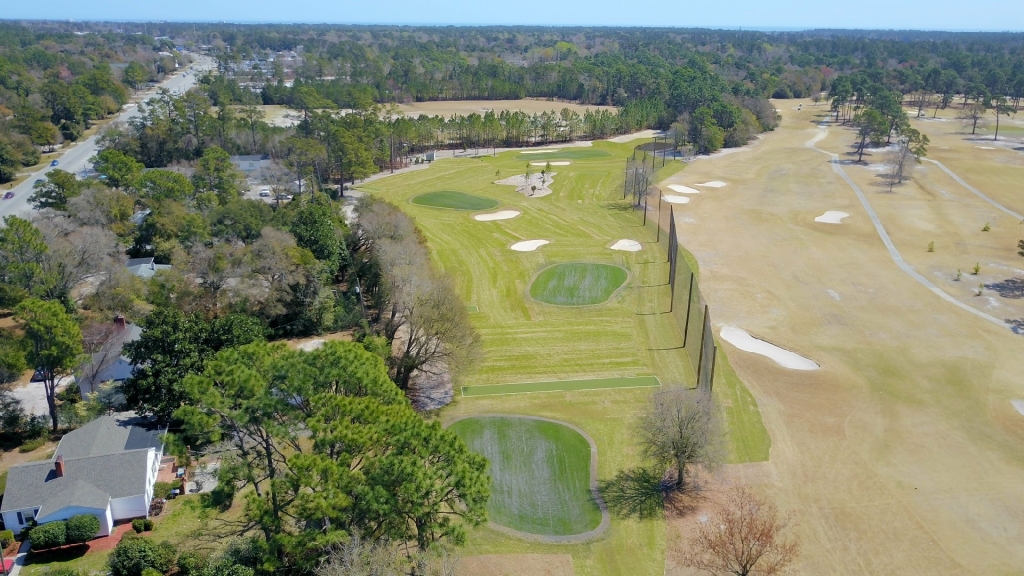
{"left": 450, "top": 416, "right": 602, "bottom": 536}
{"left": 462, "top": 375, "right": 660, "bottom": 397}
{"left": 411, "top": 190, "right": 500, "bottom": 210}
{"left": 514, "top": 148, "right": 613, "bottom": 161}
{"left": 529, "top": 263, "right": 628, "bottom": 306}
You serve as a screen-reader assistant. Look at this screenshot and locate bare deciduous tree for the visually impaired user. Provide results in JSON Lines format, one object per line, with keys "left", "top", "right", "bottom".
{"left": 957, "top": 103, "right": 986, "bottom": 135}
{"left": 885, "top": 144, "right": 915, "bottom": 191}
{"left": 682, "top": 487, "right": 800, "bottom": 576}
{"left": 317, "top": 533, "right": 459, "bottom": 576}
{"left": 637, "top": 388, "right": 724, "bottom": 492}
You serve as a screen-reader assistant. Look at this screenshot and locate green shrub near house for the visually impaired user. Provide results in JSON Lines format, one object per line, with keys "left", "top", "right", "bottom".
{"left": 29, "top": 522, "right": 66, "bottom": 550}
{"left": 0, "top": 529, "right": 15, "bottom": 547}
{"left": 64, "top": 515, "right": 100, "bottom": 544}
{"left": 108, "top": 533, "right": 176, "bottom": 576}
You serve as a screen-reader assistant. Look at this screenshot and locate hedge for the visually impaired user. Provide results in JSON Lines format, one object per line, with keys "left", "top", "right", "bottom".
{"left": 108, "top": 533, "right": 176, "bottom": 576}
{"left": 30, "top": 521, "right": 66, "bottom": 550}
{"left": 0, "top": 529, "right": 14, "bottom": 548}
{"left": 65, "top": 514, "right": 100, "bottom": 544}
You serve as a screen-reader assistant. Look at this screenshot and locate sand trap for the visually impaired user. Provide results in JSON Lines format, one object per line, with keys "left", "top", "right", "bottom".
{"left": 511, "top": 240, "right": 549, "bottom": 252}
{"left": 608, "top": 129, "right": 663, "bottom": 143}
{"left": 720, "top": 326, "right": 819, "bottom": 370}
{"left": 495, "top": 173, "right": 557, "bottom": 197}
{"left": 975, "top": 146, "right": 996, "bottom": 150}
{"left": 667, "top": 184, "right": 700, "bottom": 194}
{"left": 1012, "top": 399, "right": 1024, "bottom": 416}
{"left": 610, "top": 239, "right": 642, "bottom": 252}
{"left": 530, "top": 161, "right": 571, "bottom": 166}
{"left": 696, "top": 181, "right": 727, "bottom": 188}
{"left": 814, "top": 211, "right": 849, "bottom": 224}
{"left": 297, "top": 339, "right": 325, "bottom": 352}
{"left": 522, "top": 149, "right": 560, "bottom": 154}
{"left": 663, "top": 195, "right": 691, "bottom": 204}
{"left": 474, "top": 210, "right": 521, "bottom": 221}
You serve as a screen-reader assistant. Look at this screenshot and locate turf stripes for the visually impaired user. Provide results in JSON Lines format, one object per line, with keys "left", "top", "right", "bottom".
{"left": 462, "top": 376, "right": 661, "bottom": 397}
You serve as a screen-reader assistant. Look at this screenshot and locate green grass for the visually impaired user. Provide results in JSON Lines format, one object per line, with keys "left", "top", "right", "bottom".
{"left": 712, "top": 347, "right": 771, "bottom": 463}
{"left": 463, "top": 376, "right": 660, "bottom": 397}
{"left": 450, "top": 416, "right": 602, "bottom": 536}
{"left": 411, "top": 190, "right": 500, "bottom": 210}
{"left": 515, "top": 148, "right": 613, "bottom": 161}
{"left": 529, "top": 263, "right": 628, "bottom": 306}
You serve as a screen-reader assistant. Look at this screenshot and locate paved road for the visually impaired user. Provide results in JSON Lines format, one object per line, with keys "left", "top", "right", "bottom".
{"left": 0, "top": 54, "right": 216, "bottom": 222}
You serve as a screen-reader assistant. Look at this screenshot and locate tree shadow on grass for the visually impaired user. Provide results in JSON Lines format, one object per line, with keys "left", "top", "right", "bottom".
{"left": 24, "top": 544, "right": 88, "bottom": 566}
{"left": 600, "top": 467, "right": 707, "bottom": 519}
{"left": 1004, "top": 318, "right": 1024, "bottom": 335}
{"left": 985, "top": 278, "right": 1024, "bottom": 299}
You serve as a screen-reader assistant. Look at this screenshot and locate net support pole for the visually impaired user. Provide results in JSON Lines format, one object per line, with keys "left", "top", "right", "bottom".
{"left": 642, "top": 187, "right": 648, "bottom": 226}
{"left": 681, "top": 272, "right": 694, "bottom": 344}
{"left": 656, "top": 191, "right": 662, "bottom": 243}
{"left": 695, "top": 304, "right": 709, "bottom": 390}
{"left": 706, "top": 345, "right": 717, "bottom": 394}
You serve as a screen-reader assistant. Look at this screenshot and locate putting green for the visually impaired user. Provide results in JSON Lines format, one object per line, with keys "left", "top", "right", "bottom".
{"left": 449, "top": 416, "right": 602, "bottom": 536}
{"left": 411, "top": 190, "right": 499, "bottom": 210}
{"left": 515, "top": 149, "right": 612, "bottom": 161}
{"left": 462, "top": 375, "right": 661, "bottom": 397}
{"left": 530, "top": 263, "right": 627, "bottom": 306}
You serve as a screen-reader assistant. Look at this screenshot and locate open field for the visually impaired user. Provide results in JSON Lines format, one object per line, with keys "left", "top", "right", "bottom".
{"left": 529, "top": 263, "right": 628, "bottom": 306}
{"left": 462, "top": 376, "right": 660, "bottom": 397}
{"left": 397, "top": 99, "right": 616, "bottom": 118}
{"left": 514, "top": 149, "right": 613, "bottom": 161}
{"left": 450, "top": 416, "right": 602, "bottom": 536}
{"left": 412, "top": 190, "right": 500, "bottom": 210}
{"left": 660, "top": 97, "right": 1024, "bottom": 574}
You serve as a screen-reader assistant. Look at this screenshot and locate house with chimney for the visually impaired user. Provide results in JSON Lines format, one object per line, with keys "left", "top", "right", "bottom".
{"left": 0, "top": 413, "right": 166, "bottom": 536}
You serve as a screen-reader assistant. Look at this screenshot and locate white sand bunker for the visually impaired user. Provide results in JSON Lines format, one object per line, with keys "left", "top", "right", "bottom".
{"left": 814, "top": 211, "right": 849, "bottom": 224}
{"left": 663, "top": 195, "right": 691, "bottom": 204}
{"left": 474, "top": 210, "right": 521, "bottom": 221}
{"left": 495, "top": 173, "right": 557, "bottom": 198}
{"left": 511, "top": 240, "right": 549, "bottom": 251}
{"left": 696, "top": 181, "right": 727, "bottom": 188}
{"left": 530, "top": 161, "right": 571, "bottom": 166}
{"left": 975, "top": 146, "right": 996, "bottom": 150}
{"left": 667, "top": 184, "right": 700, "bottom": 194}
{"left": 1012, "top": 399, "right": 1024, "bottom": 417}
{"left": 720, "top": 326, "right": 819, "bottom": 370}
{"left": 522, "top": 149, "right": 560, "bottom": 154}
{"left": 610, "top": 239, "right": 642, "bottom": 252}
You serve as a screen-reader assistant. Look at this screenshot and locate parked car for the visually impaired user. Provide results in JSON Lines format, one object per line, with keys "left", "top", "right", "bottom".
{"left": 34, "top": 179, "right": 43, "bottom": 184}
{"left": 275, "top": 194, "right": 293, "bottom": 201}
{"left": 50, "top": 160, "right": 58, "bottom": 166}
{"left": 3, "top": 192, "right": 13, "bottom": 200}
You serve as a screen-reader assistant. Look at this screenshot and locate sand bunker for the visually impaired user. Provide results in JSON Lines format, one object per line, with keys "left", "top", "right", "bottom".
{"left": 975, "top": 146, "right": 996, "bottom": 150}
{"left": 814, "top": 211, "right": 849, "bottom": 224}
{"left": 609, "top": 129, "right": 662, "bottom": 143}
{"left": 663, "top": 195, "right": 691, "bottom": 204}
{"left": 696, "top": 181, "right": 727, "bottom": 188}
{"left": 474, "top": 210, "right": 521, "bottom": 221}
{"left": 667, "top": 184, "right": 700, "bottom": 194}
{"left": 495, "top": 173, "right": 557, "bottom": 198}
{"left": 530, "top": 161, "right": 571, "bottom": 166}
{"left": 522, "top": 149, "right": 560, "bottom": 154}
{"left": 511, "top": 240, "right": 549, "bottom": 252}
{"left": 610, "top": 239, "right": 642, "bottom": 252}
{"left": 1012, "top": 400, "right": 1024, "bottom": 416}
{"left": 720, "top": 326, "right": 819, "bottom": 370}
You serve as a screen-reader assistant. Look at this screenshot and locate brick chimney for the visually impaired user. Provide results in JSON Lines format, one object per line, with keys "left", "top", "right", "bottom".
{"left": 114, "top": 315, "right": 127, "bottom": 331}
{"left": 55, "top": 455, "right": 65, "bottom": 478}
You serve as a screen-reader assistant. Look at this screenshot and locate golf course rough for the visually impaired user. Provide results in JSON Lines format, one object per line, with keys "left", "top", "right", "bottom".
{"left": 411, "top": 190, "right": 499, "bottom": 210}
{"left": 449, "top": 416, "right": 602, "bottom": 536}
{"left": 530, "top": 263, "right": 628, "bottom": 306}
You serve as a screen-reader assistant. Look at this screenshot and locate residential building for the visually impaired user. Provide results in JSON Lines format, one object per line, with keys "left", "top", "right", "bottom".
{"left": 76, "top": 315, "right": 141, "bottom": 402}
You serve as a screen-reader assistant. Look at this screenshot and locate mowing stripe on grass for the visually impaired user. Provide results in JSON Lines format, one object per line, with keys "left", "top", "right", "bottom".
{"left": 462, "top": 375, "right": 661, "bottom": 397}
{"left": 466, "top": 305, "right": 479, "bottom": 313}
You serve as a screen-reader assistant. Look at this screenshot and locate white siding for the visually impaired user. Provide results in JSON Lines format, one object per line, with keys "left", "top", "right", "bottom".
{"left": 110, "top": 495, "right": 147, "bottom": 522}
{"left": 36, "top": 505, "right": 112, "bottom": 537}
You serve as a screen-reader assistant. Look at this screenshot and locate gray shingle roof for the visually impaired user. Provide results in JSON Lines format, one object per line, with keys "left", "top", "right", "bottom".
{"left": 54, "top": 413, "right": 163, "bottom": 459}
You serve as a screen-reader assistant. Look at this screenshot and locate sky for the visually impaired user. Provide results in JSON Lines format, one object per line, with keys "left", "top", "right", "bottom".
{"left": 4, "top": 0, "right": 1023, "bottom": 31}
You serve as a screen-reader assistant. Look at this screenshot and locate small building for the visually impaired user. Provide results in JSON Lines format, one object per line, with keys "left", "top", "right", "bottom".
{"left": 229, "top": 155, "right": 272, "bottom": 180}
{"left": 0, "top": 413, "right": 167, "bottom": 537}
{"left": 76, "top": 316, "right": 142, "bottom": 402}
{"left": 126, "top": 257, "right": 171, "bottom": 279}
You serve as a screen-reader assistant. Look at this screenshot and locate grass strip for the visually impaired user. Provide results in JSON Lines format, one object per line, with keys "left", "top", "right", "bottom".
{"left": 463, "top": 376, "right": 661, "bottom": 397}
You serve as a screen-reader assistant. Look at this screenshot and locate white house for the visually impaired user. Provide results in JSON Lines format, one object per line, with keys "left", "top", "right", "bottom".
{"left": 1, "top": 414, "right": 166, "bottom": 537}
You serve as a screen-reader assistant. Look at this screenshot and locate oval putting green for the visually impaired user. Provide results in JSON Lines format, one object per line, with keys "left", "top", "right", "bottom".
{"left": 530, "top": 263, "right": 627, "bottom": 306}
{"left": 449, "top": 416, "right": 602, "bottom": 536}
{"left": 411, "top": 190, "right": 499, "bottom": 210}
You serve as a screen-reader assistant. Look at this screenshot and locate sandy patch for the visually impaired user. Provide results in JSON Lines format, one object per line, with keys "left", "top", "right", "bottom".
{"left": 975, "top": 146, "right": 997, "bottom": 150}
{"left": 474, "top": 210, "right": 521, "bottom": 221}
{"left": 1012, "top": 399, "right": 1024, "bottom": 416}
{"left": 663, "top": 195, "right": 691, "bottom": 204}
{"left": 530, "top": 161, "right": 571, "bottom": 166}
{"left": 696, "top": 181, "right": 727, "bottom": 188}
{"left": 667, "top": 184, "right": 700, "bottom": 194}
{"left": 814, "top": 211, "right": 849, "bottom": 224}
{"left": 457, "top": 554, "right": 574, "bottom": 576}
{"left": 608, "top": 129, "right": 663, "bottom": 143}
{"left": 495, "top": 173, "right": 557, "bottom": 197}
{"left": 719, "top": 326, "right": 819, "bottom": 370}
{"left": 522, "top": 149, "right": 560, "bottom": 154}
{"left": 511, "top": 240, "right": 549, "bottom": 252}
{"left": 296, "top": 339, "right": 325, "bottom": 351}
{"left": 610, "top": 239, "right": 642, "bottom": 252}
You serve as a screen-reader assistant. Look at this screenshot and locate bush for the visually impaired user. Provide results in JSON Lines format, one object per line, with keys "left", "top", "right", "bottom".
{"left": 108, "top": 533, "right": 176, "bottom": 576}
{"left": 0, "top": 529, "right": 14, "bottom": 547}
{"left": 65, "top": 514, "right": 100, "bottom": 544}
{"left": 131, "top": 519, "right": 146, "bottom": 533}
{"left": 29, "top": 521, "right": 66, "bottom": 550}
{"left": 175, "top": 550, "right": 207, "bottom": 576}
{"left": 43, "top": 568, "right": 81, "bottom": 576}
{"left": 143, "top": 519, "right": 154, "bottom": 531}
{"left": 19, "top": 436, "right": 46, "bottom": 453}
{"left": 141, "top": 569, "right": 163, "bottom": 576}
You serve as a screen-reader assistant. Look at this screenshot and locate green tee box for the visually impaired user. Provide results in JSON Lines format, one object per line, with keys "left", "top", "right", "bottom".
{"left": 462, "top": 375, "right": 660, "bottom": 397}
{"left": 411, "top": 190, "right": 498, "bottom": 210}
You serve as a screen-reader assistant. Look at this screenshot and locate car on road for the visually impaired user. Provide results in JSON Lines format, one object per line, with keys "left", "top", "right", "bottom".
{"left": 50, "top": 160, "right": 58, "bottom": 166}
{"left": 275, "top": 194, "right": 293, "bottom": 201}
{"left": 259, "top": 190, "right": 271, "bottom": 197}
{"left": 34, "top": 179, "right": 44, "bottom": 184}
{"left": 3, "top": 192, "right": 13, "bottom": 200}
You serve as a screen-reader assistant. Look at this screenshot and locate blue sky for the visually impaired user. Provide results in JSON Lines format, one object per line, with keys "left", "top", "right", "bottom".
{"left": 5, "top": 0, "right": 1022, "bottom": 31}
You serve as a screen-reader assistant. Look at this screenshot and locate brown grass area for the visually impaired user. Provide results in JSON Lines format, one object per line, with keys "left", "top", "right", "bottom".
{"left": 658, "top": 97, "right": 1024, "bottom": 574}
{"left": 458, "top": 553, "right": 575, "bottom": 576}
{"left": 396, "top": 99, "right": 615, "bottom": 118}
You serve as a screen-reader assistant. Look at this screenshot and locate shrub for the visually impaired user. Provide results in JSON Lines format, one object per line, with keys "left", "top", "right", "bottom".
{"left": 108, "top": 533, "right": 176, "bottom": 576}
{"left": 19, "top": 437, "right": 47, "bottom": 453}
{"left": 152, "top": 482, "right": 174, "bottom": 500}
{"left": 43, "top": 568, "right": 81, "bottom": 576}
{"left": 175, "top": 550, "right": 207, "bottom": 576}
{"left": 131, "top": 519, "right": 146, "bottom": 533}
{"left": 141, "top": 569, "right": 163, "bottom": 576}
{"left": 0, "top": 529, "right": 14, "bottom": 547}
{"left": 65, "top": 514, "right": 100, "bottom": 544}
{"left": 143, "top": 519, "right": 154, "bottom": 531}
{"left": 29, "top": 521, "right": 66, "bottom": 550}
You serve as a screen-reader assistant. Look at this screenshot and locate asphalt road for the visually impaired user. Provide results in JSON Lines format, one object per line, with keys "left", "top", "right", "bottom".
{"left": 0, "top": 54, "right": 216, "bottom": 222}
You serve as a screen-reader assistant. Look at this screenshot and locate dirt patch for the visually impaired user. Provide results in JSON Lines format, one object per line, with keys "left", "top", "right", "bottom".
{"left": 458, "top": 554, "right": 575, "bottom": 576}
{"left": 495, "top": 173, "right": 557, "bottom": 198}
{"left": 284, "top": 331, "right": 352, "bottom": 350}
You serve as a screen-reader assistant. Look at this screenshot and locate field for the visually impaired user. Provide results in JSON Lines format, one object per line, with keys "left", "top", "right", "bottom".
{"left": 449, "top": 416, "right": 602, "bottom": 536}
{"left": 357, "top": 136, "right": 770, "bottom": 576}
{"left": 657, "top": 99, "right": 1024, "bottom": 575}
{"left": 514, "top": 149, "right": 614, "bottom": 161}
{"left": 462, "top": 375, "right": 660, "bottom": 397}
{"left": 529, "top": 263, "right": 628, "bottom": 306}
{"left": 412, "top": 190, "right": 500, "bottom": 210}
